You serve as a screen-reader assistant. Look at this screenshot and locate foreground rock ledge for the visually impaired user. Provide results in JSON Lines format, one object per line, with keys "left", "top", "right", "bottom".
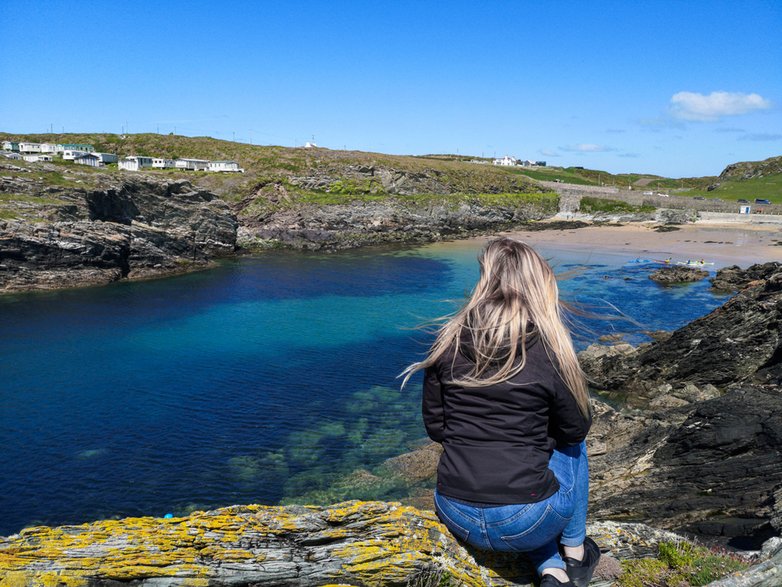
{"left": 2, "top": 501, "right": 777, "bottom": 587}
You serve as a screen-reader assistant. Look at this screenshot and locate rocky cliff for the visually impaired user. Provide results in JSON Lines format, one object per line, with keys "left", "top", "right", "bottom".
{"left": 0, "top": 178, "right": 238, "bottom": 292}
{"left": 3, "top": 500, "right": 777, "bottom": 587}
{"left": 577, "top": 263, "right": 782, "bottom": 543}
{"left": 236, "top": 192, "right": 559, "bottom": 251}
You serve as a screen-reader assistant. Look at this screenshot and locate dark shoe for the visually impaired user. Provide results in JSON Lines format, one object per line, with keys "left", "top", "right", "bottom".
{"left": 563, "top": 536, "right": 601, "bottom": 587}
{"left": 540, "top": 574, "right": 575, "bottom": 587}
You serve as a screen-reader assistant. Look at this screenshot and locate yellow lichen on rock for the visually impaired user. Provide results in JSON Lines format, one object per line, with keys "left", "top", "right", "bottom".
{"left": 2, "top": 502, "right": 491, "bottom": 586}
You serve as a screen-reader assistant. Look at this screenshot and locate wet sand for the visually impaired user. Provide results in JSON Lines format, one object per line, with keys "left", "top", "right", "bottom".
{"left": 494, "top": 222, "right": 782, "bottom": 268}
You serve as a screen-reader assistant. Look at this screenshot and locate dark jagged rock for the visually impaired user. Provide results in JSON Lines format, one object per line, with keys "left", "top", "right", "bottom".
{"left": 0, "top": 180, "right": 238, "bottom": 292}
{"left": 649, "top": 265, "right": 709, "bottom": 285}
{"left": 711, "top": 262, "right": 782, "bottom": 292}
{"left": 582, "top": 270, "right": 782, "bottom": 403}
{"left": 579, "top": 266, "right": 782, "bottom": 544}
{"left": 589, "top": 386, "right": 782, "bottom": 542}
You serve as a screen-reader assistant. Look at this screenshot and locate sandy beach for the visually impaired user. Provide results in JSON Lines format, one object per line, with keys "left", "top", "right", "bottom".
{"left": 496, "top": 221, "right": 782, "bottom": 268}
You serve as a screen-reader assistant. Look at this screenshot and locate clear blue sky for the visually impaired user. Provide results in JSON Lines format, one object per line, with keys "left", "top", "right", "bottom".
{"left": 1, "top": 1, "right": 780, "bottom": 177}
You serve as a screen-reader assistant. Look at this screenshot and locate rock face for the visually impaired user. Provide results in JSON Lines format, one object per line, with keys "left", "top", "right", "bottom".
{"left": 589, "top": 386, "right": 782, "bottom": 541}
{"left": 237, "top": 195, "right": 559, "bottom": 251}
{"left": 581, "top": 264, "right": 782, "bottom": 543}
{"left": 711, "top": 262, "right": 782, "bottom": 292}
{"left": 649, "top": 265, "right": 709, "bottom": 285}
{"left": 583, "top": 266, "right": 782, "bottom": 402}
{"left": 0, "top": 180, "right": 238, "bottom": 292}
{"left": 0, "top": 500, "right": 762, "bottom": 587}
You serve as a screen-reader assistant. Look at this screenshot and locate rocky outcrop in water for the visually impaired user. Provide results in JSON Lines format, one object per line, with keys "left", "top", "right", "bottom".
{"left": 711, "top": 262, "right": 782, "bottom": 292}
{"left": 582, "top": 265, "right": 782, "bottom": 402}
{"left": 2, "top": 500, "right": 771, "bottom": 586}
{"left": 579, "top": 264, "right": 782, "bottom": 544}
{"left": 0, "top": 180, "right": 238, "bottom": 292}
{"left": 649, "top": 265, "right": 709, "bottom": 285}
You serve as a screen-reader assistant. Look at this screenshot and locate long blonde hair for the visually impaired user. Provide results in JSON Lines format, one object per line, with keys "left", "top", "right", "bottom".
{"left": 402, "top": 237, "right": 590, "bottom": 418}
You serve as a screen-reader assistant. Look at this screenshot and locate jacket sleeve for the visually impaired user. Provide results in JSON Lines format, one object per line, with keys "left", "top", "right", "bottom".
{"left": 548, "top": 370, "right": 591, "bottom": 447}
{"left": 422, "top": 365, "right": 445, "bottom": 443}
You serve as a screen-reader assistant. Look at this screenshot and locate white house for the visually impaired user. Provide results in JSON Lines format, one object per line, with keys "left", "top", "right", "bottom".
{"left": 74, "top": 154, "right": 101, "bottom": 167}
{"left": 19, "top": 142, "right": 42, "bottom": 153}
{"left": 75, "top": 153, "right": 117, "bottom": 167}
{"left": 119, "top": 156, "right": 154, "bottom": 171}
{"left": 59, "top": 143, "right": 94, "bottom": 154}
{"left": 207, "top": 160, "right": 244, "bottom": 173}
{"left": 152, "top": 158, "right": 175, "bottom": 169}
{"left": 2, "top": 152, "right": 22, "bottom": 160}
{"left": 493, "top": 156, "right": 518, "bottom": 166}
{"left": 39, "top": 143, "right": 59, "bottom": 153}
{"left": 94, "top": 152, "right": 118, "bottom": 164}
{"left": 1, "top": 141, "right": 19, "bottom": 152}
{"left": 175, "top": 158, "right": 209, "bottom": 171}
{"left": 22, "top": 154, "right": 53, "bottom": 162}
{"left": 62, "top": 149, "right": 89, "bottom": 160}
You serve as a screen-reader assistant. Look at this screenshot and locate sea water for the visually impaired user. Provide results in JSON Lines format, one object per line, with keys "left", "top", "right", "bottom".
{"left": 0, "top": 240, "right": 729, "bottom": 535}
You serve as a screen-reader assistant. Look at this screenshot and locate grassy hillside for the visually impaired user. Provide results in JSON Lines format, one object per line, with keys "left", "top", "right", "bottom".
{"left": 0, "top": 132, "right": 544, "bottom": 201}
{"left": 682, "top": 155, "right": 782, "bottom": 203}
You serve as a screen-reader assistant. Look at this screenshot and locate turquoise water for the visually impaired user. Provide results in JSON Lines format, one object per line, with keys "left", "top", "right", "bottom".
{"left": 0, "top": 241, "right": 729, "bottom": 535}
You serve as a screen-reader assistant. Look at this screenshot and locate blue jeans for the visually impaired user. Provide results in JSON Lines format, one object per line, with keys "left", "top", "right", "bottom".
{"left": 433, "top": 441, "right": 588, "bottom": 576}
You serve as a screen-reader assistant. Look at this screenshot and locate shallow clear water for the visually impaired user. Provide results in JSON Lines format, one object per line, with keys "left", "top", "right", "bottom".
{"left": 0, "top": 241, "right": 729, "bottom": 535}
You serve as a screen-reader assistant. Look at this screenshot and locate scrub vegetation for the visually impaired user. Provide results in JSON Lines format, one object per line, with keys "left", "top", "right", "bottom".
{"left": 619, "top": 541, "right": 749, "bottom": 587}
{"left": 579, "top": 197, "right": 656, "bottom": 214}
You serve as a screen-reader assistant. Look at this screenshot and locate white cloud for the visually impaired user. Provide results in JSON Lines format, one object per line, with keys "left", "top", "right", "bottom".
{"left": 670, "top": 91, "right": 771, "bottom": 121}
{"left": 560, "top": 143, "right": 615, "bottom": 153}
{"left": 539, "top": 149, "right": 561, "bottom": 158}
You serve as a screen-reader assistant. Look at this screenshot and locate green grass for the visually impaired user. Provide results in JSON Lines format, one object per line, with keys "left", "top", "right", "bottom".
{"left": 512, "top": 167, "right": 598, "bottom": 185}
{"left": 0, "top": 193, "right": 70, "bottom": 205}
{"left": 579, "top": 196, "right": 655, "bottom": 214}
{"left": 619, "top": 541, "right": 749, "bottom": 587}
{"left": 686, "top": 174, "right": 782, "bottom": 203}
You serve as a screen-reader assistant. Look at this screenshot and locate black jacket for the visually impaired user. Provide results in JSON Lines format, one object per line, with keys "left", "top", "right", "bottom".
{"left": 422, "top": 333, "right": 591, "bottom": 504}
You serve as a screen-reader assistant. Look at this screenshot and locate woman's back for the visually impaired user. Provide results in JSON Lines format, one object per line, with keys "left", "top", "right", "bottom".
{"left": 423, "top": 333, "right": 591, "bottom": 504}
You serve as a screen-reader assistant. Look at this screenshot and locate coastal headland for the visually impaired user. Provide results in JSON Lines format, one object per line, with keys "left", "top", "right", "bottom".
{"left": 1, "top": 135, "right": 781, "bottom": 293}
{"left": 2, "top": 136, "right": 782, "bottom": 585}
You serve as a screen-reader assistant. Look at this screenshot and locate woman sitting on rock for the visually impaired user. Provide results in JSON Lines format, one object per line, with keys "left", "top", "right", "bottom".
{"left": 402, "top": 237, "right": 600, "bottom": 587}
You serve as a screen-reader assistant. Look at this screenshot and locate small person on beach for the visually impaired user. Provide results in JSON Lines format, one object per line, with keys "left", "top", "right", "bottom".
{"left": 402, "top": 237, "right": 599, "bottom": 587}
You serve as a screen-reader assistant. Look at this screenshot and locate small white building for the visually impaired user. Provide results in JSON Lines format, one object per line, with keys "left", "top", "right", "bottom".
{"left": 152, "top": 158, "right": 176, "bottom": 169}
{"left": 74, "top": 153, "right": 102, "bottom": 167}
{"left": 1, "top": 141, "right": 19, "bottom": 152}
{"left": 119, "top": 156, "right": 154, "bottom": 171}
{"left": 493, "top": 156, "right": 518, "bottom": 167}
{"left": 175, "top": 158, "right": 209, "bottom": 171}
{"left": 19, "top": 142, "right": 42, "bottom": 153}
{"left": 74, "top": 152, "right": 117, "bottom": 167}
{"left": 22, "top": 154, "right": 54, "bottom": 162}
{"left": 59, "top": 143, "right": 94, "bottom": 154}
{"left": 2, "top": 152, "right": 22, "bottom": 160}
{"left": 62, "top": 149, "right": 89, "bottom": 160}
{"left": 39, "top": 143, "right": 59, "bottom": 153}
{"left": 207, "top": 160, "right": 244, "bottom": 173}
{"left": 94, "top": 152, "right": 118, "bottom": 164}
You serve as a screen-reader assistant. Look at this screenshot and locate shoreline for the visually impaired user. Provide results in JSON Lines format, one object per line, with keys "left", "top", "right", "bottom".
{"left": 3, "top": 219, "right": 781, "bottom": 295}
{"left": 433, "top": 220, "right": 782, "bottom": 269}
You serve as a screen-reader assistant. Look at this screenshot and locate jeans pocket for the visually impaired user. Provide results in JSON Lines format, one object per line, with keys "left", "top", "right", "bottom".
{"left": 434, "top": 494, "right": 472, "bottom": 543}
{"left": 499, "top": 504, "right": 569, "bottom": 551}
